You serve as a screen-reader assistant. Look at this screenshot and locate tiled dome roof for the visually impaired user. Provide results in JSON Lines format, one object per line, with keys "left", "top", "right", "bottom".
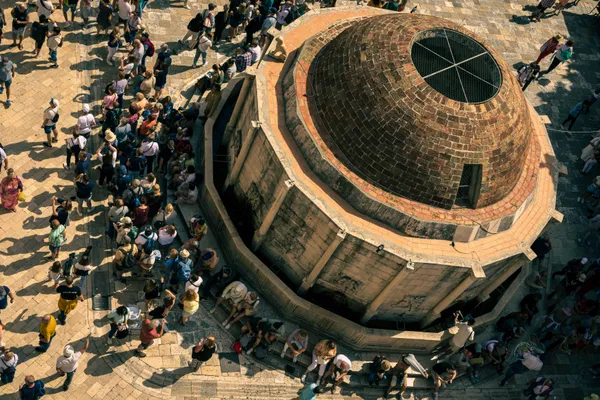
{"left": 308, "top": 13, "right": 533, "bottom": 210}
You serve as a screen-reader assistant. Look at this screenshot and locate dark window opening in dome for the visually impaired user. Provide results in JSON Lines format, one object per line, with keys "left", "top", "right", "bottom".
{"left": 410, "top": 29, "right": 502, "bottom": 104}
{"left": 455, "top": 164, "right": 482, "bottom": 208}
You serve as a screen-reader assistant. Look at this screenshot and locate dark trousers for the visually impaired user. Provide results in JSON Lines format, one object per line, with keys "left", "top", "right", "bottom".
{"left": 37, "top": 333, "right": 55, "bottom": 352}
{"left": 108, "top": 322, "right": 119, "bottom": 338}
{"left": 1, "top": 369, "right": 15, "bottom": 383}
{"left": 522, "top": 78, "right": 534, "bottom": 92}
{"left": 562, "top": 114, "right": 578, "bottom": 130}
{"left": 99, "top": 166, "right": 115, "bottom": 185}
{"left": 544, "top": 57, "right": 562, "bottom": 75}
{"left": 145, "top": 155, "right": 156, "bottom": 174}
{"left": 63, "top": 369, "right": 76, "bottom": 390}
{"left": 66, "top": 147, "right": 81, "bottom": 167}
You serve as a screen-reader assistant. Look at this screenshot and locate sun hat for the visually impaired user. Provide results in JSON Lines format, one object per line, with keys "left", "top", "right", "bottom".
{"left": 104, "top": 129, "right": 117, "bottom": 143}
{"left": 180, "top": 249, "right": 190, "bottom": 258}
{"left": 120, "top": 216, "right": 132, "bottom": 225}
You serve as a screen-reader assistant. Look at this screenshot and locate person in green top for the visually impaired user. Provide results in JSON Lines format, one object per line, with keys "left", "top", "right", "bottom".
{"left": 48, "top": 219, "right": 67, "bottom": 260}
{"left": 383, "top": 0, "right": 399, "bottom": 10}
{"left": 295, "top": 383, "right": 324, "bottom": 400}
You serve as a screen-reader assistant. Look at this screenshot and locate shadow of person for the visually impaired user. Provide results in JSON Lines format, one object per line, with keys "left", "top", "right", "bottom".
{"left": 509, "top": 14, "right": 532, "bottom": 25}
{"left": 82, "top": 347, "right": 136, "bottom": 377}
{"left": 143, "top": 366, "right": 190, "bottom": 389}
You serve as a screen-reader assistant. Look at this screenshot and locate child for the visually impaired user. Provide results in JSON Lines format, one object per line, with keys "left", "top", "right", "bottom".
{"left": 47, "top": 26, "right": 63, "bottom": 68}
{"left": 48, "top": 261, "right": 62, "bottom": 289}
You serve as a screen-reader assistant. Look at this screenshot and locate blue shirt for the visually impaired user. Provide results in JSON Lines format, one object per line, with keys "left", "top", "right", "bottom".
{"left": 19, "top": 380, "right": 46, "bottom": 400}
{"left": 0, "top": 286, "right": 10, "bottom": 309}
{"left": 76, "top": 181, "right": 95, "bottom": 199}
{"left": 74, "top": 153, "right": 91, "bottom": 175}
{"left": 299, "top": 383, "right": 318, "bottom": 400}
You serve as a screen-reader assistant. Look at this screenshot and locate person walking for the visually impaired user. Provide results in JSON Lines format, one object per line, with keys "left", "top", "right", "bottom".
{"left": 31, "top": 15, "right": 50, "bottom": 58}
{"left": 0, "top": 56, "right": 16, "bottom": 107}
{"left": 96, "top": 0, "right": 112, "bottom": 34}
{"left": 0, "top": 350, "right": 18, "bottom": 383}
{"left": 528, "top": 0, "right": 556, "bottom": 22}
{"left": 535, "top": 34, "right": 562, "bottom": 64}
{"left": 47, "top": 26, "right": 63, "bottom": 68}
{"left": 179, "top": 13, "right": 204, "bottom": 49}
{"left": 64, "top": 132, "right": 87, "bottom": 171}
{"left": 0, "top": 285, "right": 14, "bottom": 314}
{"left": 56, "top": 339, "right": 89, "bottom": 391}
{"left": 192, "top": 33, "right": 211, "bottom": 68}
{"left": 180, "top": 289, "right": 200, "bottom": 325}
{"left": 62, "top": 0, "right": 78, "bottom": 26}
{"left": 517, "top": 63, "right": 540, "bottom": 92}
{"left": 560, "top": 101, "right": 590, "bottom": 133}
{"left": 37, "top": 0, "right": 54, "bottom": 19}
{"left": 10, "top": 3, "right": 29, "bottom": 50}
{"left": 201, "top": 4, "right": 216, "bottom": 36}
{"left": 500, "top": 350, "right": 543, "bottom": 386}
{"left": 75, "top": 104, "right": 96, "bottom": 138}
{"left": 136, "top": 318, "right": 165, "bottom": 357}
{"left": 113, "top": 235, "right": 138, "bottom": 283}
{"left": 19, "top": 375, "right": 46, "bottom": 400}
{"left": 35, "top": 314, "right": 57, "bottom": 352}
{"left": 0, "top": 169, "right": 23, "bottom": 212}
{"left": 56, "top": 276, "right": 84, "bottom": 325}
{"left": 538, "top": 40, "right": 574, "bottom": 79}
{"left": 74, "top": 246, "right": 93, "bottom": 289}
{"left": 188, "top": 336, "right": 217, "bottom": 371}
{"left": 107, "top": 26, "right": 121, "bottom": 65}
{"left": 42, "top": 98, "right": 60, "bottom": 148}
{"left": 106, "top": 305, "right": 129, "bottom": 346}
{"left": 213, "top": 5, "right": 229, "bottom": 44}
{"left": 48, "top": 219, "right": 67, "bottom": 260}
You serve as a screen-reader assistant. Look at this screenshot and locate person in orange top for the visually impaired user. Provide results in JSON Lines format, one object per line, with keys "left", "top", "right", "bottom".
{"left": 138, "top": 114, "right": 158, "bottom": 138}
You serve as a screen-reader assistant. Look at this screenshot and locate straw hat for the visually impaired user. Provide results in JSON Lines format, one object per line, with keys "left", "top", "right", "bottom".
{"left": 180, "top": 249, "right": 190, "bottom": 258}
{"left": 104, "top": 129, "right": 117, "bottom": 143}
{"left": 119, "top": 216, "right": 132, "bottom": 225}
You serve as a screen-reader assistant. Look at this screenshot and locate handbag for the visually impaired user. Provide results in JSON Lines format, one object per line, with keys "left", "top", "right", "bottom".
{"left": 18, "top": 191, "right": 26, "bottom": 202}
{"left": 115, "top": 327, "right": 129, "bottom": 339}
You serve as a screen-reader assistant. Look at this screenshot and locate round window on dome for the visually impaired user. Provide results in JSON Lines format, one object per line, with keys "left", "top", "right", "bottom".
{"left": 410, "top": 28, "right": 502, "bottom": 104}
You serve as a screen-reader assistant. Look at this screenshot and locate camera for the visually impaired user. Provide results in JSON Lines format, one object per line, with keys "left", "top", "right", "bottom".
{"left": 108, "top": 202, "right": 115, "bottom": 207}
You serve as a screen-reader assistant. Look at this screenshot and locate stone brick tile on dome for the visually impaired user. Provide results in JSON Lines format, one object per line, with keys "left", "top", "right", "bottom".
{"left": 307, "top": 13, "right": 533, "bottom": 210}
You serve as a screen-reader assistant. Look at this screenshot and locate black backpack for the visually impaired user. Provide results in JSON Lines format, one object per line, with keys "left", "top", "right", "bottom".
{"left": 119, "top": 247, "right": 136, "bottom": 269}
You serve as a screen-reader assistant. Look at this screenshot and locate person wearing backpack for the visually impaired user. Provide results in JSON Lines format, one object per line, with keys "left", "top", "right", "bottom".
{"left": 538, "top": 39, "right": 574, "bottom": 79}
{"left": 135, "top": 226, "right": 157, "bottom": 250}
{"left": 113, "top": 236, "right": 138, "bottom": 283}
{"left": 179, "top": 13, "right": 204, "bottom": 49}
{"left": 42, "top": 98, "right": 60, "bottom": 148}
{"left": 0, "top": 350, "right": 18, "bottom": 383}
{"left": 140, "top": 32, "right": 154, "bottom": 72}
{"left": 170, "top": 249, "right": 192, "bottom": 292}
{"left": 202, "top": 4, "right": 216, "bottom": 35}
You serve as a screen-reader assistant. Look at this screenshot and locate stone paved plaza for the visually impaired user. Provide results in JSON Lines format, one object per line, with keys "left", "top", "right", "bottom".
{"left": 0, "top": 0, "right": 600, "bottom": 399}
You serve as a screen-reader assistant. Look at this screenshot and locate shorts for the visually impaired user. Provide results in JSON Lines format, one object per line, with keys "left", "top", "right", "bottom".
{"left": 81, "top": 6, "right": 93, "bottom": 19}
{"left": 77, "top": 195, "right": 92, "bottom": 203}
{"left": 182, "top": 310, "right": 196, "bottom": 318}
{"left": 36, "top": 40, "right": 45, "bottom": 50}
{"left": 140, "top": 340, "right": 153, "bottom": 349}
{"left": 0, "top": 79, "right": 11, "bottom": 88}
{"left": 50, "top": 245, "right": 61, "bottom": 253}
{"left": 154, "top": 83, "right": 165, "bottom": 90}
{"left": 12, "top": 27, "right": 25, "bottom": 37}
{"left": 44, "top": 124, "right": 56, "bottom": 134}
{"left": 64, "top": 4, "right": 77, "bottom": 13}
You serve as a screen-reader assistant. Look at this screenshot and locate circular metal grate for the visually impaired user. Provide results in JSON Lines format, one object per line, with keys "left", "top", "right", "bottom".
{"left": 410, "top": 28, "right": 502, "bottom": 104}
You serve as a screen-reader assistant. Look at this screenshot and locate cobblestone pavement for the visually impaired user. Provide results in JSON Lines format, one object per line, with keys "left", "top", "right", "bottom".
{"left": 0, "top": 0, "right": 600, "bottom": 398}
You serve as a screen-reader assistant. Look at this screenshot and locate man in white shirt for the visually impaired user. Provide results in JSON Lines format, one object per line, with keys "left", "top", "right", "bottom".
{"left": 325, "top": 354, "right": 352, "bottom": 394}
{"left": 42, "top": 98, "right": 60, "bottom": 148}
{"left": 76, "top": 104, "right": 96, "bottom": 138}
{"left": 56, "top": 339, "right": 89, "bottom": 391}
{"left": 450, "top": 318, "right": 475, "bottom": 353}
